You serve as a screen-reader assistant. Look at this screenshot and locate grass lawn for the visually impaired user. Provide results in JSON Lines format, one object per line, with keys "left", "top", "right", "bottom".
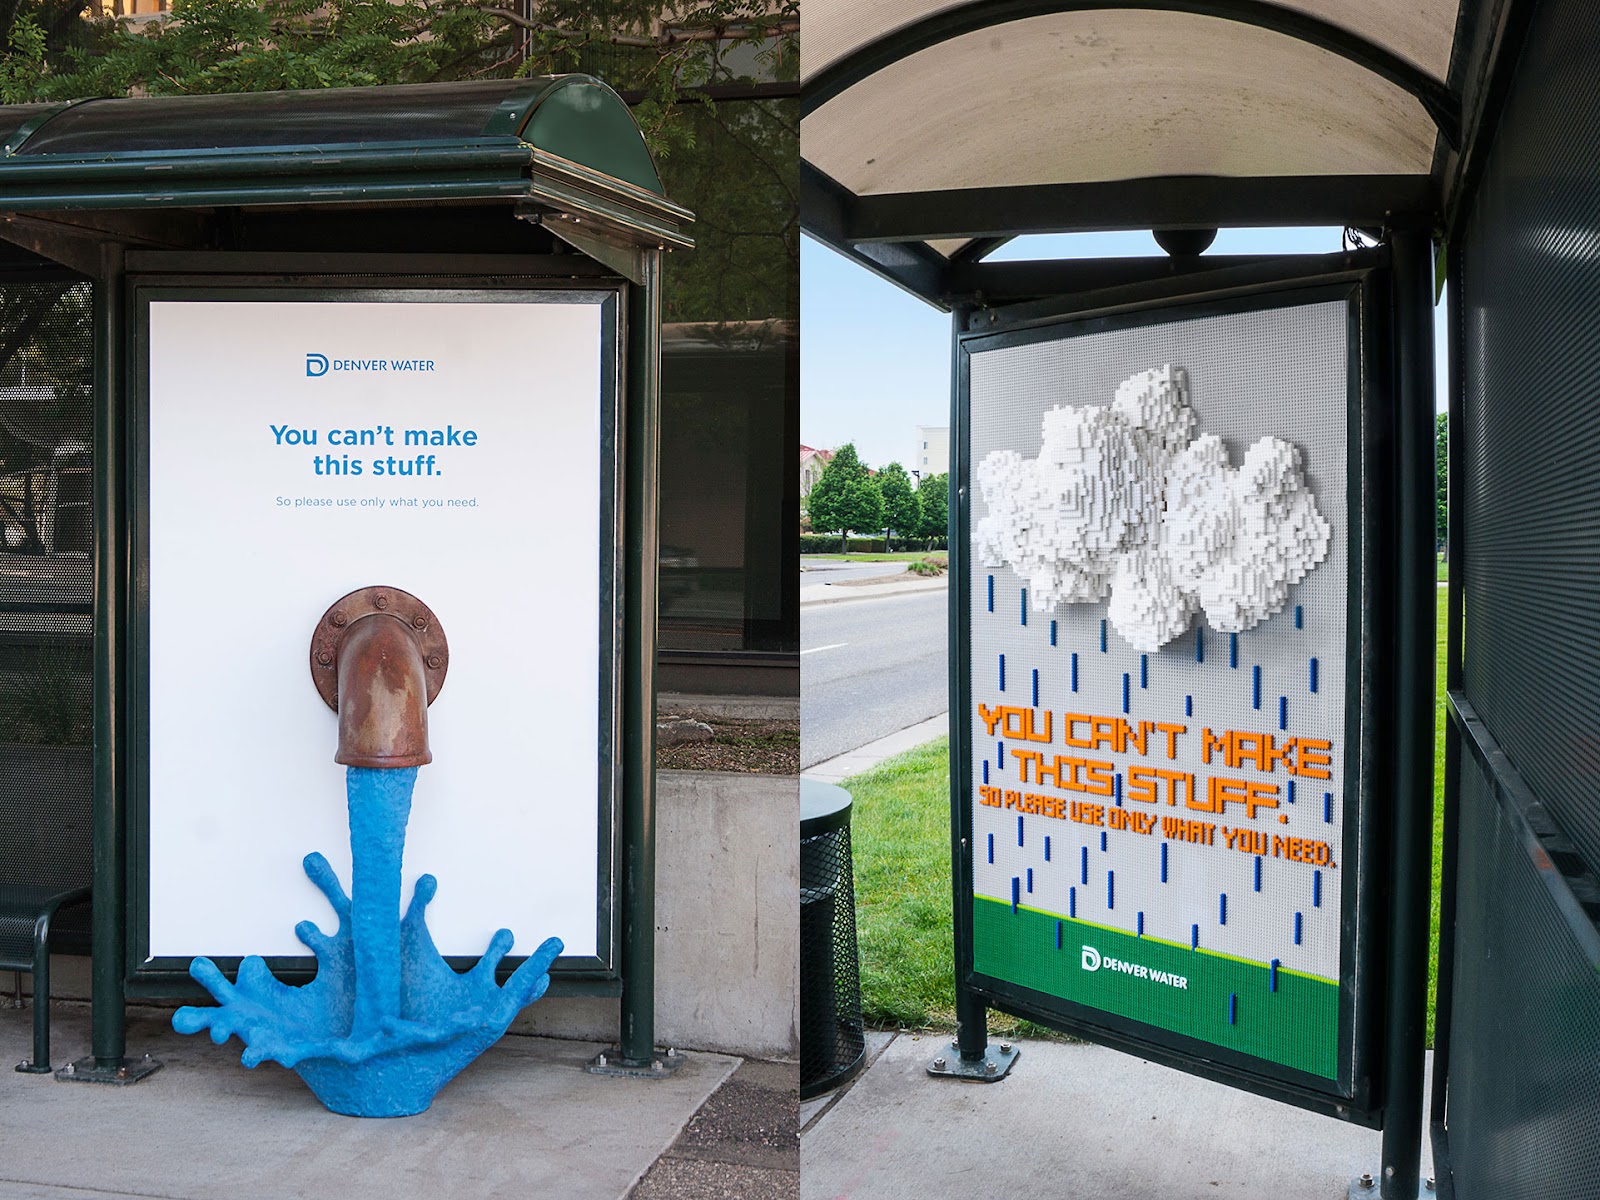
{"left": 846, "top": 586, "right": 1453, "bottom": 1045}
{"left": 1429, "top": 585, "right": 1446, "bottom": 1044}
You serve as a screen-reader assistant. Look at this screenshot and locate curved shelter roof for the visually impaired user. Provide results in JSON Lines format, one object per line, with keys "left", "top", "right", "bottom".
{"left": 801, "top": 0, "right": 1497, "bottom": 306}
{"left": 0, "top": 75, "right": 691, "bottom": 271}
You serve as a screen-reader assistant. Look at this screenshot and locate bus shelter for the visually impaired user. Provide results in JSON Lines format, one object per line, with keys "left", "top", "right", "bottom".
{"left": 0, "top": 75, "right": 690, "bottom": 1084}
{"left": 803, "top": 3, "right": 1600, "bottom": 1198}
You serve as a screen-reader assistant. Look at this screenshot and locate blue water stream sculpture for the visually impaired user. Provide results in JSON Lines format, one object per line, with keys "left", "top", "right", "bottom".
{"left": 173, "top": 588, "right": 561, "bottom": 1117}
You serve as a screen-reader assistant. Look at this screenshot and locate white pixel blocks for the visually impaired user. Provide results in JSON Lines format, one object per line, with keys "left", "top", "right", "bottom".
{"left": 975, "top": 365, "right": 1330, "bottom": 650}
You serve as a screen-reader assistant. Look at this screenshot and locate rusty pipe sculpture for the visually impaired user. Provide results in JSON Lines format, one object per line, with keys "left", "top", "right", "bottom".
{"left": 309, "top": 586, "right": 449, "bottom": 765}
{"left": 176, "top": 583, "right": 559, "bottom": 1117}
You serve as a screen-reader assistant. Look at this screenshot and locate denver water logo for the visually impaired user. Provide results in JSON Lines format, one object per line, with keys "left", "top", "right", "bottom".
{"left": 1080, "top": 944, "right": 1188, "bottom": 990}
{"left": 306, "top": 353, "right": 436, "bottom": 376}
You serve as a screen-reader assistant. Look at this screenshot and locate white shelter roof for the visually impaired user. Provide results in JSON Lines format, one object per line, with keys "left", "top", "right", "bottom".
{"left": 801, "top": 0, "right": 1478, "bottom": 300}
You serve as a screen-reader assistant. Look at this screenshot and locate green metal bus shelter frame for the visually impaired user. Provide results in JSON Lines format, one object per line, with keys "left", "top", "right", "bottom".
{"left": 0, "top": 74, "right": 692, "bottom": 1083}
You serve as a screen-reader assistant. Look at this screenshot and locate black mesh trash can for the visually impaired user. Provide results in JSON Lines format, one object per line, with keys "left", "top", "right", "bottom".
{"left": 800, "top": 779, "right": 866, "bottom": 1099}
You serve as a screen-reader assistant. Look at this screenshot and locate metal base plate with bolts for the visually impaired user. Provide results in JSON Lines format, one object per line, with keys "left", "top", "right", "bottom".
{"left": 926, "top": 1040, "right": 1020, "bottom": 1082}
{"left": 586, "top": 1047, "right": 685, "bottom": 1078}
{"left": 1349, "top": 1175, "right": 1437, "bottom": 1199}
{"left": 15, "top": 1058, "right": 52, "bottom": 1074}
{"left": 55, "top": 1055, "right": 164, "bottom": 1085}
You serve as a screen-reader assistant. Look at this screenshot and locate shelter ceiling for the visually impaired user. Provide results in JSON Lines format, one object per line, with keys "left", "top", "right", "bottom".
{"left": 804, "top": 9, "right": 1438, "bottom": 199}
{"left": 803, "top": 0, "right": 1465, "bottom": 84}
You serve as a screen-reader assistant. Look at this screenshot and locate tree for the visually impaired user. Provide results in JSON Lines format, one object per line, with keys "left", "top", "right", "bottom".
{"left": 1, "top": 0, "right": 796, "bottom": 161}
{"left": 1435, "top": 412, "right": 1448, "bottom": 557}
{"left": 0, "top": 0, "right": 797, "bottom": 384}
{"left": 877, "top": 462, "right": 920, "bottom": 551}
{"left": 807, "top": 443, "right": 883, "bottom": 553}
{"left": 917, "top": 472, "right": 948, "bottom": 547}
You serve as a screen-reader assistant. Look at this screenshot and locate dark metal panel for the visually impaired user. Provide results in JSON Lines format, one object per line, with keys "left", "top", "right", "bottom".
{"left": 1435, "top": 3, "right": 1600, "bottom": 1193}
{"left": 1442, "top": 741, "right": 1600, "bottom": 1198}
{"left": 1455, "top": 3, "right": 1600, "bottom": 875}
{"left": 123, "top": 252, "right": 609, "bottom": 278}
{"left": 800, "top": 0, "right": 1462, "bottom": 146}
{"left": 947, "top": 252, "right": 1384, "bottom": 304}
{"left": 948, "top": 253, "right": 1388, "bottom": 338}
{"left": 947, "top": 238, "right": 1012, "bottom": 265}
{"left": 800, "top": 163, "right": 950, "bottom": 307}
{"left": 1449, "top": 692, "right": 1600, "bottom": 967}
{"left": 844, "top": 175, "right": 1438, "bottom": 243}
{"left": 1440, "top": 0, "right": 1543, "bottom": 236}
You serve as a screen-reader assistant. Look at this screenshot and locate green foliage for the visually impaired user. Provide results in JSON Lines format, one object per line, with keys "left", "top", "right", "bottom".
{"left": 1, "top": 0, "right": 798, "bottom": 162}
{"left": 656, "top": 96, "right": 795, "bottom": 325}
{"left": 806, "top": 442, "right": 883, "bottom": 552}
{"left": 1, "top": 16, "right": 50, "bottom": 104}
{"left": 1435, "top": 412, "right": 1448, "bottom": 550}
{"left": 0, "top": 283, "right": 92, "bottom": 477}
{"left": 0, "top": 0, "right": 107, "bottom": 102}
{"left": 917, "top": 471, "right": 948, "bottom": 543}
{"left": 0, "top": 0, "right": 799, "bottom": 382}
{"left": 905, "top": 554, "right": 947, "bottom": 577}
{"left": 798, "top": 536, "right": 903, "bottom": 554}
{"left": 877, "top": 461, "right": 921, "bottom": 551}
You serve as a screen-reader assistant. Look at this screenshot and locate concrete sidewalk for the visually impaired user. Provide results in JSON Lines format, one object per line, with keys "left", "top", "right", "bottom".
{"left": 802, "top": 1033, "right": 1434, "bottom": 1200}
{"left": 0, "top": 1003, "right": 797, "bottom": 1200}
{"left": 796, "top": 711, "right": 1437, "bottom": 1199}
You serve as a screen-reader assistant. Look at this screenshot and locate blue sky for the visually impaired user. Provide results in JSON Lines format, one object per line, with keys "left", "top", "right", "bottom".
{"left": 801, "top": 228, "right": 1450, "bottom": 470}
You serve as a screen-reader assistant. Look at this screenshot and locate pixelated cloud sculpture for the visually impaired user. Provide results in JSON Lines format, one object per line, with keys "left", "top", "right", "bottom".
{"left": 975, "top": 365, "right": 1330, "bottom": 652}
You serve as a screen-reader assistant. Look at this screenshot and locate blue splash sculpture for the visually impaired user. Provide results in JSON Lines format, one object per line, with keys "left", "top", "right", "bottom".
{"left": 174, "top": 588, "right": 562, "bottom": 1117}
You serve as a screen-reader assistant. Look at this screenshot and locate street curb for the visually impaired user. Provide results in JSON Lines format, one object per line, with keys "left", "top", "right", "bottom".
{"left": 801, "top": 712, "right": 949, "bottom": 783}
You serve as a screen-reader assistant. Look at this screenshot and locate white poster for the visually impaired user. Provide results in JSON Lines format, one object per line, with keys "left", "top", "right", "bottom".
{"left": 145, "top": 295, "right": 608, "bottom": 960}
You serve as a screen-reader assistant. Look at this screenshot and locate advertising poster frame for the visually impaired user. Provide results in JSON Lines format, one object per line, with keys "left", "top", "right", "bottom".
{"left": 948, "top": 269, "right": 1396, "bottom": 1124}
{"left": 123, "top": 273, "right": 627, "bottom": 994}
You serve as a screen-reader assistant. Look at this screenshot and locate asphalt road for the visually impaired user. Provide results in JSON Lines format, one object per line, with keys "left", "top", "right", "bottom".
{"left": 800, "top": 588, "right": 948, "bottom": 768}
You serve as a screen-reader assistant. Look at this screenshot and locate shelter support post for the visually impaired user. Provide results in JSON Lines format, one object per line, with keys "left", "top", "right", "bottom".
{"left": 91, "top": 244, "right": 126, "bottom": 1070}
{"left": 933, "top": 300, "right": 1018, "bottom": 1085}
{"left": 1375, "top": 228, "right": 1436, "bottom": 1198}
{"left": 608, "top": 248, "right": 674, "bottom": 1076}
{"left": 62, "top": 243, "right": 156, "bottom": 1085}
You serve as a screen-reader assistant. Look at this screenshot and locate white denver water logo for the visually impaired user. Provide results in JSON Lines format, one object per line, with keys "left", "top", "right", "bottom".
{"left": 1081, "top": 944, "right": 1189, "bottom": 990}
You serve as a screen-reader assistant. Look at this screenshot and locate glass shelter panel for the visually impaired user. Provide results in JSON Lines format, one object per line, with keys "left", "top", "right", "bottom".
{"left": 0, "top": 280, "right": 94, "bottom": 928}
{"left": 656, "top": 96, "right": 798, "bottom": 658}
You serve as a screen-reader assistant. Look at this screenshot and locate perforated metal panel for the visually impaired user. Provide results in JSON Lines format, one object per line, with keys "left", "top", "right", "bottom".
{"left": 1457, "top": 4, "right": 1600, "bottom": 876}
{"left": 1447, "top": 1, "right": 1600, "bottom": 1194}
{"left": 0, "top": 279, "right": 94, "bottom": 967}
{"left": 1445, "top": 758, "right": 1600, "bottom": 1198}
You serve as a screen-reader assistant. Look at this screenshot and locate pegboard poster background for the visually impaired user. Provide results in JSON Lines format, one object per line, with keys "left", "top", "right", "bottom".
{"left": 965, "top": 297, "right": 1352, "bottom": 1081}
